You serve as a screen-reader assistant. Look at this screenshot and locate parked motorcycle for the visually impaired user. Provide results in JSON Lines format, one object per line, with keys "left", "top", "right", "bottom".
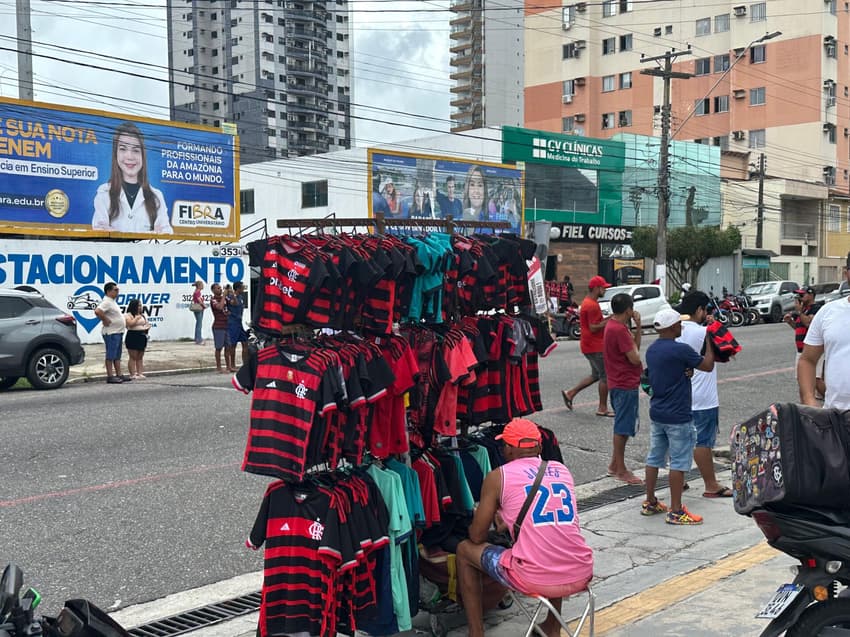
{"left": 749, "top": 504, "right": 850, "bottom": 636}
{"left": 717, "top": 294, "right": 746, "bottom": 327}
{"left": 550, "top": 304, "right": 581, "bottom": 340}
{"left": 0, "top": 564, "right": 129, "bottom": 637}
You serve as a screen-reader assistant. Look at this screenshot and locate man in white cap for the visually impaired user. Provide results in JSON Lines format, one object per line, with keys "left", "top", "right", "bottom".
{"left": 642, "top": 308, "right": 714, "bottom": 525}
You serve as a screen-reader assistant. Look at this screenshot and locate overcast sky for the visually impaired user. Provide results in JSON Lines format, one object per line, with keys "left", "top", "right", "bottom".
{"left": 0, "top": 0, "right": 450, "bottom": 146}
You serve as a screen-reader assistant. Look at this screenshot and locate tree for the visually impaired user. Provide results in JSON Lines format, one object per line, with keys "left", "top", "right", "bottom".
{"left": 632, "top": 225, "right": 742, "bottom": 291}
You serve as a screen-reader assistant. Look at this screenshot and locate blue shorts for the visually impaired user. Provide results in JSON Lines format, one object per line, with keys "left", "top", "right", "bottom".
{"left": 646, "top": 420, "right": 696, "bottom": 472}
{"left": 103, "top": 333, "right": 123, "bottom": 361}
{"left": 213, "top": 328, "right": 231, "bottom": 350}
{"left": 227, "top": 323, "right": 247, "bottom": 344}
{"left": 480, "top": 544, "right": 513, "bottom": 589}
{"left": 693, "top": 407, "right": 719, "bottom": 448}
{"left": 610, "top": 388, "right": 640, "bottom": 437}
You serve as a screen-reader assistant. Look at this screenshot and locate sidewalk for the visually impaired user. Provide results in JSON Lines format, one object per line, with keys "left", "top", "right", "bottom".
{"left": 70, "top": 339, "right": 224, "bottom": 382}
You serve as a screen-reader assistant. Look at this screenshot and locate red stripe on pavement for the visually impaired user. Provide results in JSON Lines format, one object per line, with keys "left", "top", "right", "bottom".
{"left": 0, "top": 462, "right": 239, "bottom": 508}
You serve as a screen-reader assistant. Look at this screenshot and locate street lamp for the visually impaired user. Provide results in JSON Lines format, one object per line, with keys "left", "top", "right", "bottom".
{"left": 672, "top": 31, "right": 782, "bottom": 140}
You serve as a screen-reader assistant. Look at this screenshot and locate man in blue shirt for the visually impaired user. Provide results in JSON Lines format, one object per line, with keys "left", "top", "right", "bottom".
{"left": 435, "top": 175, "right": 463, "bottom": 219}
{"left": 642, "top": 308, "right": 715, "bottom": 525}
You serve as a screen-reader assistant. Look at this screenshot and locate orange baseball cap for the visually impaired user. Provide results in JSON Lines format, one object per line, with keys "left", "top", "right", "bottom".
{"left": 588, "top": 275, "right": 612, "bottom": 290}
{"left": 495, "top": 418, "right": 542, "bottom": 448}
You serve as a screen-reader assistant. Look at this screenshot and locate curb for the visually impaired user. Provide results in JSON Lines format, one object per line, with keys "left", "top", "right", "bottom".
{"left": 68, "top": 366, "right": 221, "bottom": 385}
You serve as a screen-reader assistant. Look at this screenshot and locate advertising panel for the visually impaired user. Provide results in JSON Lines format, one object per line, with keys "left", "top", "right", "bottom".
{"left": 368, "top": 149, "right": 524, "bottom": 234}
{"left": 0, "top": 240, "right": 248, "bottom": 343}
{"left": 0, "top": 98, "right": 239, "bottom": 241}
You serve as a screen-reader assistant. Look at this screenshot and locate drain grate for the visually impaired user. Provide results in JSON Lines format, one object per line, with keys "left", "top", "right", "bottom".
{"left": 127, "top": 592, "right": 261, "bottom": 637}
{"left": 126, "top": 465, "right": 721, "bottom": 635}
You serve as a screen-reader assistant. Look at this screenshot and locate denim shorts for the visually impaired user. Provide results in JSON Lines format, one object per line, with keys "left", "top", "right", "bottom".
{"left": 693, "top": 407, "right": 719, "bottom": 449}
{"left": 480, "top": 544, "right": 513, "bottom": 589}
{"left": 103, "top": 333, "right": 123, "bottom": 361}
{"left": 213, "top": 328, "right": 231, "bottom": 350}
{"left": 584, "top": 352, "right": 607, "bottom": 381}
{"left": 646, "top": 420, "right": 696, "bottom": 472}
{"left": 610, "top": 388, "right": 639, "bottom": 437}
{"left": 227, "top": 323, "right": 248, "bottom": 344}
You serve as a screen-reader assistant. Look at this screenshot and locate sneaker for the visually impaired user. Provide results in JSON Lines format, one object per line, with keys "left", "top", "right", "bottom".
{"left": 641, "top": 499, "right": 668, "bottom": 516}
{"left": 106, "top": 376, "right": 123, "bottom": 384}
{"left": 666, "top": 506, "right": 703, "bottom": 526}
{"left": 121, "top": 375, "right": 133, "bottom": 382}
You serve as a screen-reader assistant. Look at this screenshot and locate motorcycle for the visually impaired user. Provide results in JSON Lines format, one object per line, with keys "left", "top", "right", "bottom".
{"left": 749, "top": 504, "right": 850, "bottom": 636}
{"left": 0, "top": 564, "right": 129, "bottom": 637}
{"left": 736, "top": 291, "right": 761, "bottom": 326}
{"left": 550, "top": 304, "right": 581, "bottom": 340}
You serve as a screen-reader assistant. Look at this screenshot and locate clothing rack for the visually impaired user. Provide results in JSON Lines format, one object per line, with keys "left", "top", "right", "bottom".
{"left": 275, "top": 212, "right": 511, "bottom": 235}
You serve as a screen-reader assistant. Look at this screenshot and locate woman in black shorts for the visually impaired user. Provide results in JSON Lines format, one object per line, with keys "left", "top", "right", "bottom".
{"left": 124, "top": 299, "right": 151, "bottom": 379}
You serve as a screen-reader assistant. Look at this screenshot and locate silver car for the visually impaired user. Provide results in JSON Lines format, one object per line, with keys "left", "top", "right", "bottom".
{"left": 0, "top": 288, "right": 85, "bottom": 390}
{"left": 743, "top": 280, "right": 800, "bottom": 323}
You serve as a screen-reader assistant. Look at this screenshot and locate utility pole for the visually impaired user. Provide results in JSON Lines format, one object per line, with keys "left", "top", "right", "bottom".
{"left": 16, "top": 0, "right": 33, "bottom": 100}
{"left": 641, "top": 49, "right": 692, "bottom": 294}
{"left": 755, "top": 153, "right": 766, "bottom": 249}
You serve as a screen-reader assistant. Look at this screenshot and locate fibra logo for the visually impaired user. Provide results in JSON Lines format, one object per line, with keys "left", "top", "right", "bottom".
{"left": 67, "top": 285, "right": 103, "bottom": 333}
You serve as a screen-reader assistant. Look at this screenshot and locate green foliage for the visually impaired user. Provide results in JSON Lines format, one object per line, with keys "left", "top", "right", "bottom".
{"left": 631, "top": 225, "right": 742, "bottom": 290}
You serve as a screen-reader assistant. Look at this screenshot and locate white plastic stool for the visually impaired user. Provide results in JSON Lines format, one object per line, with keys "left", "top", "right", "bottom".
{"left": 509, "top": 585, "right": 595, "bottom": 637}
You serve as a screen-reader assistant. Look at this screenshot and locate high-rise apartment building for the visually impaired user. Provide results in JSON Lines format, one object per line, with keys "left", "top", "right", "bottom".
{"left": 524, "top": 0, "right": 850, "bottom": 280}
{"left": 450, "top": 0, "right": 524, "bottom": 132}
{"left": 167, "top": 0, "right": 352, "bottom": 164}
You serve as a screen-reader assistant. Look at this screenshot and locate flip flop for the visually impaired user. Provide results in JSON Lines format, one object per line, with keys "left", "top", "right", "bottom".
{"left": 607, "top": 472, "right": 643, "bottom": 485}
{"left": 562, "top": 391, "right": 573, "bottom": 410}
{"left": 595, "top": 411, "right": 616, "bottom": 417}
{"left": 703, "top": 487, "right": 733, "bottom": 498}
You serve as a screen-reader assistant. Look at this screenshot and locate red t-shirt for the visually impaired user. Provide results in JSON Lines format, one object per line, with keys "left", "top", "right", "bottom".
{"left": 579, "top": 296, "right": 604, "bottom": 354}
{"left": 603, "top": 319, "right": 642, "bottom": 390}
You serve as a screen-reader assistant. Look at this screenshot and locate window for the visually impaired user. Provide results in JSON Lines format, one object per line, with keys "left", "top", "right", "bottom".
{"left": 240, "top": 189, "right": 255, "bottom": 215}
{"left": 665, "top": 24, "right": 673, "bottom": 34}
{"left": 602, "top": 37, "right": 616, "bottom": 54}
{"left": 602, "top": 0, "right": 617, "bottom": 17}
{"left": 301, "top": 180, "right": 328, "bottom": 208}
{"left": 695, "top": 98, "right": 710, "bottom": 115}
{"left": 562, "top": 116, "right": 575, "bottom": 133}
{"left": 714, "top": 95, "right": 729, "bottom": 112}
{"left": 827, "top": 204, "right": 840, "bottom": 231}
{"left": 635, "top": 286, "right": 660, "bottom": 300}
{"left": 602, "top": 75, "right": 616, "bottom": 92}
{"left": 563, "top": 43, "right": 579, "bottom": 59}
{"left": 750, "top": 2, "right": 766, "bottom": 21}
{"left": 618, "top": 110, "right": 632, "bottom": 127}
{"left": 715, "top": 13, "right": 730, "bottom": 32}
{"left": 602, "top": 112, "right": 615, "bottom": 129}
{"left": 751, "top": 45, "right": 766, "bottom": 63}
{"left": 713, "top": 136, "right": 729, "bottom": 150}
{"left": 619, "top": 34, "right": 633, "bottom": 51}
{"left": 619, "top": 71, "right": 632, "bottom": 89}
{"left": 619, "top": 0, "right": 632, "bottom": 12}
{"left": 828, "top": 125, "right": 837, "bottom": 144}
{"left": 0, "top": 297, "right": 30, "bottom": 319}
{"left": 695, "top": 57, "right": 711, "bottom": 75}
{"left": 696, "top": 17, "right": 711, "bottom": 36}
{"left": 714, "top": 54, "right": 730, "bottom": 72}
{"left": 562, "top": 5, "right": 576, "bottom": 29}
{"left": 563, "top": 79, "right": 575, "bottom": 95}
{"left": 829, "top": 0, "right": 837, "bottom": 14}
{"left": 749, "top": 129, "right": 766, "bottom": 149}
{"left": 825, "top": 166, "right": 837, "bottom": 186}
{"left": 750, "top": 87, "right": 766, "bottom": 105}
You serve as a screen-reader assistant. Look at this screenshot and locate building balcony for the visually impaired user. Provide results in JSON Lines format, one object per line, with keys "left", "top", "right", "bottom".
{"left": 285, "top": 26, "right": 326, "bottom": 43}
{"left": 781, "top": 222, "right": 818, "bottom": 241}
{"left": 286, "top": 8, "right": 326, "bottom": 24}
{"left": 450, "top": 14, "right": 473, "bottom": 27}
{"left": 286, "top": 83, "right": 327, "bottom": 97}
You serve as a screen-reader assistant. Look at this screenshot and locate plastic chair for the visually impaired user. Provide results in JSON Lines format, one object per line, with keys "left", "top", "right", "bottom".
{"left": 509, "top": 584, "right": 595, "bottom": 637}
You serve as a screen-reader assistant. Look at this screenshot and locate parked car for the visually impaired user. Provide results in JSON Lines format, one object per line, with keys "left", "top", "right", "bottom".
{"left": 811, "top": 281, "right": 842, "bottom": 306}
{"left": 816, "top": 286, "right": 850, "bottom": 306}
{"left": 0, "top": 288, "right": 85, "bottom": 390}
{"left": 597, "top": 284, "right": 672, "bottom": 326}
{"left": 742, "top": 280, "right": 800, "bottom": 322}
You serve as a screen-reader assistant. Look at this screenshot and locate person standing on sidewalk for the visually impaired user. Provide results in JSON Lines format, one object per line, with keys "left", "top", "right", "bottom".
{"left": 124, "top": 298, "right": 151, "bottom": 379}
{"left": 602, "top": 293, "right": 643, "bottom": 485}
{"left": 190, "top": 280, "right": 206, "bottom": 345}
{"left": 94, "top": 281, "right": 129, "bottom": 384}
{"left": 675, "top": 290, "right": 731, "bottom": 498}
{"left": 210, "top": 283, "right": 231, "bottom": 373}
{"left": 563, "top": 275, "right": 613, "bottom": 416}
{"left": 799, "top": 293, "right": 850, "bottom": 409}
{"left": 226, "top": 281, "right": 249, "bottom": 370}
{"left": 784, "top": 286, "right": 825, "bottom": 398}
{"left": 642, "top": 309, "right": 714, "bottom": 525}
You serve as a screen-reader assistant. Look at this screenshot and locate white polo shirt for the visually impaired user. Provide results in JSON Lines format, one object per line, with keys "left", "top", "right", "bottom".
{"left": 804, "top": 297, "right": 850, "bottom": 409}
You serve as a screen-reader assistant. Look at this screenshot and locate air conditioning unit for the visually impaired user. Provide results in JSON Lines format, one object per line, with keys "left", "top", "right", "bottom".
{"left": 575, "top": 40, "right": 587, "bottom": 49}
{"left": 575, "top": 77, "right": 586, "bottom": 86}
{"left": 733, "top": 89, "right": 746, "bottom": 99}
{"left": 733, "top": 5, "right": 747, "bottom": 16}
{"left": 827, "top": 96, "right": 837, "bottom": 107}
{"left": 562, "top": 22, "right": 571, "bottom": 31}
{"left": 562, "top": 94, "right": 573, "bottom": 104}
{"left": 824, "top": 123, "right": 835, "bottom": 132}
{"left": 826, "top": 43, "right": 837, "bottom": 57}
{"left": 653, "top": 27, "right": 662, "bottom": 36}
{"left": 576, "top": 2, "right": 587, "bottom": 12}
{"left": 575, "top": 113, "right": 586, "bottom": 122}
{"left": 844, "top": 127, "right": 849, "bottom": 137}
{"left": 824, "top": 79, "right": 836, "bottom": 88}
{"left": 732, "top": 130, "right": 745, "bottom": 141}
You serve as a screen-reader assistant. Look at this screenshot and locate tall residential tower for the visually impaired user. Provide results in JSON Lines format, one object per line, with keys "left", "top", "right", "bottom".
{"left": 167, "top": 0, "right": 352, "bottom": 164}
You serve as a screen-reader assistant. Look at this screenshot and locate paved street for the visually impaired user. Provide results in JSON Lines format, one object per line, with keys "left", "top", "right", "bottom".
{"left": 0, "top": 322, "right": 803, "bottom": 634}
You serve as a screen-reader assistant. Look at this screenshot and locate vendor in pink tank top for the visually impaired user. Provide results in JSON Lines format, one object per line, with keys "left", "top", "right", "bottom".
{"left": 457, "top": 418, "right": 594, "bottom": 637}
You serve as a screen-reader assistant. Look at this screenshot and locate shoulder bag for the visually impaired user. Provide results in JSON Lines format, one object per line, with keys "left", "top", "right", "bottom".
{"left": 488, "top": 460, "right": 548, "bottom": 547}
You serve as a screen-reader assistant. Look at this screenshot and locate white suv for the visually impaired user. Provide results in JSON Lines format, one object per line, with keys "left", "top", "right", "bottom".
{"left": 598, "top": 284, "right": 672, "bottom": 326}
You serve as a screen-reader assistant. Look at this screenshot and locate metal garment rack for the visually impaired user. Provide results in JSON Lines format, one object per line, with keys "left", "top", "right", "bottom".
{"left": 275, "top": 212, "right": 511, "bottom": 234}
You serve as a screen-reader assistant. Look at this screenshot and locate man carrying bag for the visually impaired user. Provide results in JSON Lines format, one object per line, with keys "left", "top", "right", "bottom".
{"left": 456, "top": 418, "right": 594, "bottom": 637}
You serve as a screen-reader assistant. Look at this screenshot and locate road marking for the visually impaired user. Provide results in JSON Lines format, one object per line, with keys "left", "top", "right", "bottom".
{"left": 0, "top": 462, "right": 240, "bottom": 508}
{"left": 567, "top": 541, "right": 779, "bottom": 635}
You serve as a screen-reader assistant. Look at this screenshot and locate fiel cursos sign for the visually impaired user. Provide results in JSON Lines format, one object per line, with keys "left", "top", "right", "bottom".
{"left": 502, "top": 126, "right": 626, "bottom": 172}
{"left": 550, "top": 223, "right": 634, "bottom": 242}
{"left": 0, "top": 240, "right": 247, "bottom": 343}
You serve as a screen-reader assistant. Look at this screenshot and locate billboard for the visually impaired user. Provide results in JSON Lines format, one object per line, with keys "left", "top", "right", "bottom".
{"left": 368, "top": 150, "right": 524, "bottom": 234}
{"left": 0, "top": 240, "right": 248, "bottom": 344}
{"left": 0, "top": 98, "right": 239, "bottom": 241}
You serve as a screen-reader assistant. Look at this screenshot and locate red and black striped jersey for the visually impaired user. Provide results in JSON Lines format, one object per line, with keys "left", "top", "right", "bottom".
{"left": 523, "top": 314, "right": 557, "bottom": 412}
{"left": 794, "top": 304, "right": 818, "bottom": 353}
